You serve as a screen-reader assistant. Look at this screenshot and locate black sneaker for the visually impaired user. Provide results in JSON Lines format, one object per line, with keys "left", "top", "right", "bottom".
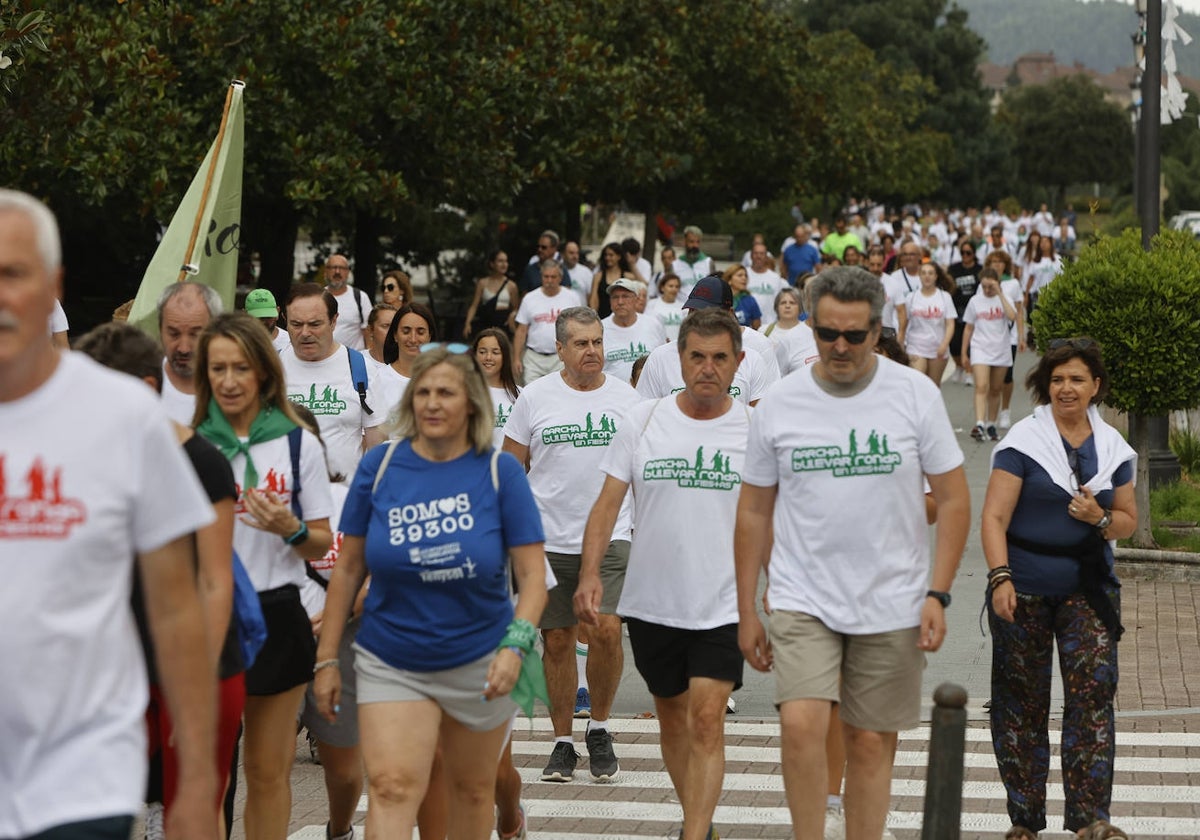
{"left": 970, "top": 423, "right": 985, "bottom": 441}
{"left": 586, "top": 727, "right": 619, "bottom": 781}
{"left": 540, "top": 741, "right": 578, "bottom": 782}
{"left": 987, "top": 425, "right": 999, "bottom": 441}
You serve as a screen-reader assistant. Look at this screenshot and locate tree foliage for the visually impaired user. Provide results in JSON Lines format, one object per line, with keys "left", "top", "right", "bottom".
{"left": 997, "top": 74, "right": 1133, "bottom": 204}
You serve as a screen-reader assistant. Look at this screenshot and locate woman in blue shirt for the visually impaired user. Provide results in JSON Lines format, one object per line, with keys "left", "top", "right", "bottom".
{"left": 981, "top": 338, "right": 1136, "bottom": 840}
{"left": 314, "top": 347, "right": 547, "bottom": 839}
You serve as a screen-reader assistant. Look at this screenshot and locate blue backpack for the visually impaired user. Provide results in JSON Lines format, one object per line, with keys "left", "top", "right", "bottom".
{"left": 231, "top": 550, "right": 267, "bottom": 669}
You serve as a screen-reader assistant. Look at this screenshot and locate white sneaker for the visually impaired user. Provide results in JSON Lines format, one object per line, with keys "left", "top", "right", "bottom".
{"left": 726, "top": 695, "right": 736, "bottom": 714}
{"left": 998, "top": 409, "right": 1012, "bottom": 429}
{"left": 824, "top": 804, "right": 846, "bottom": 840}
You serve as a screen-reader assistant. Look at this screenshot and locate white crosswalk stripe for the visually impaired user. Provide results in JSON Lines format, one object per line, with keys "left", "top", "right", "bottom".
{"left": 289, "top": 717, "right": 1200, "bottom": 839}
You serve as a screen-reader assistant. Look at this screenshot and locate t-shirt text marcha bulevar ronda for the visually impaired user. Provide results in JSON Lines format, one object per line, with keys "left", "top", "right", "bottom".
{"left": 791, "top": 428, "right": 902, "bottom": 478}
{"left": 541, "top": 411, "right": 619, "bottom": 447}
{"left": 643, "top": 446, "right": 742, "bottom": 491}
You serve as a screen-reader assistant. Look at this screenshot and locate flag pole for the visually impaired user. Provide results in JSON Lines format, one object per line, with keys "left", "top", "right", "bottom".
{"left": 176, "top": 80, "right": 245, "bottom": 283}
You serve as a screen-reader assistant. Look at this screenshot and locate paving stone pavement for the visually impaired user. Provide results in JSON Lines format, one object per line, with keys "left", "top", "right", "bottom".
{"left": 218, "top": 352, "right": 1200, "bottom": 840}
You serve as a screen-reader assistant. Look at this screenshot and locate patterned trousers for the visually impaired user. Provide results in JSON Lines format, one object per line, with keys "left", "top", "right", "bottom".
{"left": 988, "top": 587, "right": 1119, "bottom": 833}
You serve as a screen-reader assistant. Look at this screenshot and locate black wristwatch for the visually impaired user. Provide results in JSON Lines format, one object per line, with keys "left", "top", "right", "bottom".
{"left": 1095, "top": 509, "right": 1113, "bottom": 531}
{"left": 926, "top": 589, "right": 952, "bottom": 608}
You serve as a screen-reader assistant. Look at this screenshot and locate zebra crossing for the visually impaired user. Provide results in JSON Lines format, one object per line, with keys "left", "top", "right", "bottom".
{"left": 287, "top": 717, "right": 1200, "bottom": 839}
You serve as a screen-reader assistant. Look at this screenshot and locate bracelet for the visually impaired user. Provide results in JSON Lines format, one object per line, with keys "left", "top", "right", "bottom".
{"left": 986, "top": 565, "right": 1011, "bottom": 580}
{"left": 283, "top": 520, "right": 309, "bottom": 546}
{"left": 313, "top": 658, "right": 339, "bottom": 674}
{"left": 504, "top": 645, "right": 527, "bottom": 660}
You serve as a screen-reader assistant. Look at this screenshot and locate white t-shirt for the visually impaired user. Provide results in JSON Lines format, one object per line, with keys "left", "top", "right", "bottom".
{"left": 603, "top": 396, "right": 751, "bottom": 628}
{"left": 373, "top": 365, "right": 409, "bottom": 421}
{"left": 330, "top": 286, "right": 371, "bottom": 350}
{"left": 601, "top": 314, "right": 667, "bottom": 384}
{"left": 743, "top": 358, "right": 963, "bottom": 634}
{"left": 565, "top": 262, "right": 593, "bottom": 291}
{"left": 270, "top": 327, "right": 292, "bottom": 354}
{"left": 673, "top": 256, "right": 714, "bottom": 298}
{"left": 48, "top": 299, "right": 69, "bottom": 335}
{"left": 963, "top": 291, "right": 1013, "bottom": 367}
{"left": 881, "top": 269, "right": 919, "bottom": 330}
{"left": 160, "top": 360, "right": 197, "bottom": 426}
{"left": 740, "top": 325, "right": 782, "bottom": 383}
{"left": 0, "top": 354, "right": 215, "bottom": 837}
{"left": 1025, "top": 256, "right": 1063, "bottom": 294}
{"left": 281, "top": 345, "right": 387, "bottom": 483}
{"left": 902, "top": 288, "right": 955, "bottom": 359}
{"left": 1001, "top": 278, "right": 1023, "bottom": 346}
{"left": 489, "top": 385, "right": 519, "bottom": 450}
{"left": 635, "top": 340, "right": 770, "bottom": 404}
{"left": 503, "top": 372, "right": 640, "bottom": 552}
{"left": 745, "top": 268, "right": 784, "bottom": 327}
{"left": 632, "top": 256, "right": 653, "bottom": 287}
{"left": 300, "top": 483, "right": 349, "bottom": 617}
{"left": 515, "top": 288, "right": 572, "bottom": 354}
{"left": 774, "top": 321, "right": 820, "bottom": 377}
{"left": 645, "top": 297, "right": 686, "bottom": 342}
{"left": 228, "top": 428, "right": 335, "bottom": 590}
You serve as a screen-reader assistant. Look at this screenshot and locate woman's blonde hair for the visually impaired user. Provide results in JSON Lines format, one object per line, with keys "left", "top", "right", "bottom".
{"left": 192, "top": 312, "right": 311, "bottom": 432}
{"left": 388, "top": 348, "right": 494, "bottom": 453}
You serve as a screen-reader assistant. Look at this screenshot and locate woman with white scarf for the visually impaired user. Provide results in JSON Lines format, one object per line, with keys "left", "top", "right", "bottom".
{"left": 980, "top": 337, "right": 1136, "bottom": 840}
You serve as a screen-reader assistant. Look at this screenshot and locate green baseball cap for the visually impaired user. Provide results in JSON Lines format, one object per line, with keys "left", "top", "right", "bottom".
{"left": 244, "top": 288, "right": 278, "bottom": 318}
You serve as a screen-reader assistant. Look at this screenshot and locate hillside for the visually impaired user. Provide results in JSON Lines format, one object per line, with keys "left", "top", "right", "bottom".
{"left": 956, "top": 0, "right": 1200, "bottom": 76}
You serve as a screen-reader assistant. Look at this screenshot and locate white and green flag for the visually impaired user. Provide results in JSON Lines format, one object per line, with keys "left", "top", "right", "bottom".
{"left": 129, "top": 80, "right": 245, "bottom": 337}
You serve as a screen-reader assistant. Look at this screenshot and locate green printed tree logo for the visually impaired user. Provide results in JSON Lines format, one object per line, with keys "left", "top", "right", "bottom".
{"left": 791, "top": 428, "right": 900, "bottom": 477}
{"left": 289, "top": 382, "right": 348, "bottom": 416}
{"left": 542, "top": 411, "right": 618, "bottom": 447}
{"left": 644, "top": 444, "right": 741, "bottom": 490}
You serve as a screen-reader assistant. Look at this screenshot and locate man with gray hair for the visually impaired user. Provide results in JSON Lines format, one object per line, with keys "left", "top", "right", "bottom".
{"left": 504, "top": 307, "right": 641, "bottom": 784}
{"left": 0, "top": 189, "right": 219, "bottom": 839}
{"left": 157, "top": 281, "right": 224, "bottom": 425}
{"left": 674, "top": 225, "right": 714, "bottom": 295}
{"left": 512, "top": 258, "right": 572, "bottom": 383}
{"left": 735, "top": 266, "right": 969, "bottom": 840}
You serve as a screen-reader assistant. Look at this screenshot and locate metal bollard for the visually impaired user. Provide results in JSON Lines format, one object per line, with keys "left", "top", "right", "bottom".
{"left": 920, "top": 683, "right": 968, "bottom": 840}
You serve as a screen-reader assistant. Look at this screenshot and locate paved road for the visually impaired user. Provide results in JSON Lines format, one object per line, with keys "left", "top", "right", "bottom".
{"left": 230, "top": 351, "right": 1200, "bottom": 839}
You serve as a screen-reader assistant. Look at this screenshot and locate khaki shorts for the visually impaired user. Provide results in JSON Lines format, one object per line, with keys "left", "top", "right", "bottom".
{"left": 540, "top": 541, "right": 630, "bottom": 630}
{"left": 769, "top": 610, "right": 925, "bottom": 732}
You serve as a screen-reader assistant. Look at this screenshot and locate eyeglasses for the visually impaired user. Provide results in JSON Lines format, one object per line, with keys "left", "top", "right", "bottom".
{"left": 1049, "top": 338, "right": 1096, "bottom": 351}
{"left": 813, "top": 326, "right": 872, "bottom": 345}
{"left": 382, "top": 284, "right": 397, "bottom": 292}
{"left": 1066, "top": 447, "right": 1084, "bottom": 493}
{"left": 327, "top": 265, "right": 349, "bottom": 272}
{"left": 420, "top": 342, "right": 470, "bottom": 354}
{"left": 960, "top": 249, "right": 974, "bottom": 256}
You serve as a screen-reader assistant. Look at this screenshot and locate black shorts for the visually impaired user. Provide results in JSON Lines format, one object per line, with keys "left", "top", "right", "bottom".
{"left": 244, "top": 584, "right": 315, "bottom": 697}
{"left": 626, "top": 618, "right": 743, "bottom": 699}
{"left": 949, "top": 317, "right": 966, "bottom": 359}
{"left": 1004, "top": 343, "right": 1016, "bottom": 384}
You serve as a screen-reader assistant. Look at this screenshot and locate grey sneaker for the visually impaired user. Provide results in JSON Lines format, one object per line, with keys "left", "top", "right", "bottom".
{"left": 540, "top": 741, "right": 579, "bottom": 782}
{"left": 586, "top": 727, "right": 619, "bottom": 781}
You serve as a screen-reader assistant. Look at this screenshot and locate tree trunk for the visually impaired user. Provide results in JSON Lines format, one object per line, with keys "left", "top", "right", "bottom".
{"left": 564, "top": 191, "right": 582, "bottom": 245}
{"left": 251, "top": 202, "right": 299, "bottom": 301}
{"left": 641, "top": 207, "right": 658, "bottom": 267}
{"left": 1127, "top": 412, "right": 1158, "bottom": 548}
{"left": 353, "top": 210, "right": 381, "bottom": 303}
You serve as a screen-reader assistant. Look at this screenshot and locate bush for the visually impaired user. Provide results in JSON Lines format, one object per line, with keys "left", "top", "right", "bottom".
{"left": 1171, "top": 428, "right": 1200, "bottom": 477}
{"left": 1033, "top": 228, "right": 1200, "bottom": 416}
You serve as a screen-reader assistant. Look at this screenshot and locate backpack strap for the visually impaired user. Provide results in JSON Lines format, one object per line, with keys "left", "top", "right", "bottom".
{"left": 346, "top": 346, "right": 373, "bottom": 416}
{"left": 287, "top": 426, "right": 304, "bottom": 519}
{"left": 490, "top": 447, "right": 502, "bottom": 492}
{"left": 372, "top": 439, "right": 403, "bottom": 494}
{"left": 352, "top": 286, "right": 366, "bottom": 328}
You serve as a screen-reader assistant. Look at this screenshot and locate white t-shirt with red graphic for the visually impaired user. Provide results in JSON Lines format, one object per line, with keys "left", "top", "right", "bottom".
{"left": 742, "top": 358, "right": 963, "bottom": 634}
{"left": 300, "top": 482, "right": 349, "bottom": 617}
{"left": 227, "top": 428, "right": 335, "bottom": 591}
{"left": 515, "top": 288, "right": 573, "bottom": 354}
{"left": 503, "top": 372, "right": 640, "bottom": 553}
{"left": 963, "top": 290, "right": 1014, "bottom": 367}
{"left": 902, "top": 288, "right": 955, "bottom": 359}
{"left": 0, "top": 353, "right": 215, "bottom": 837}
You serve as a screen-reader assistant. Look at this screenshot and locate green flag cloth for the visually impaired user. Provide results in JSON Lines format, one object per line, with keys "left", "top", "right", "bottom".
{"left": 498, "top": 619, "right": 550, "bottom": 719}
{"left": 128, "top": 81, "right": 245, "bottom": 337}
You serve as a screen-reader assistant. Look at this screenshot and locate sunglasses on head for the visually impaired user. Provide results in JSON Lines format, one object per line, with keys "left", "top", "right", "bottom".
{"left": 813, "top": 326, "right": 872, "bottom": 345}
{"left": 1048, "top": 337, "right": 1096, "bottom": 351}
{"left": 420, "top": 342, "right": 470, "bottom": 355}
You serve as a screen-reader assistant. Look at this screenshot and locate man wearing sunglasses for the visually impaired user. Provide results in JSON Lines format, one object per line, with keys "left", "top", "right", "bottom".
{"left": 735, "top": 266, "right": 969, "bottom": 840}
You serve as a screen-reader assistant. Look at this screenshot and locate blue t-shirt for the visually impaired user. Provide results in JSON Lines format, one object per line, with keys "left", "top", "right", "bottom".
{"left": 340, "top": 442, "right": 544, "bottom": 672}
{"left": 782, "top": 242, "right": 821, "bottom": 284}
{"left": 733, "top": 294, "right": 762, "bottom": 327}
{"left": 994, "top": 435, "right": 1132, "bottom": 596}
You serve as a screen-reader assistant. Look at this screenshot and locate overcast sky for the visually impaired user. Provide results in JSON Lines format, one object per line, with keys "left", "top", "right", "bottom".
{"left": 1078, "top": 0, "right": 1200, "bottom": 17}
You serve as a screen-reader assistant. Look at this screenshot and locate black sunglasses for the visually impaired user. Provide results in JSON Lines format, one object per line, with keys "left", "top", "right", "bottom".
{"left": 382, "top": 284, "right": 397, "bottom": 292}
{"left": 1066, "top": 447, "right": 1084, "bottom": 493}
{"left": 813, "top": 326, "right": 872, "bottom": 345}
{"left": 1048, "top": 338, "right": 1096, "bottom": 351}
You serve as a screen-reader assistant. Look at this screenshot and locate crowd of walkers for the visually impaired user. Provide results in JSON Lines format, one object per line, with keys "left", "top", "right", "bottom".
{"left": 2, "top": 188, "right": 1134, "bottom": 840}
